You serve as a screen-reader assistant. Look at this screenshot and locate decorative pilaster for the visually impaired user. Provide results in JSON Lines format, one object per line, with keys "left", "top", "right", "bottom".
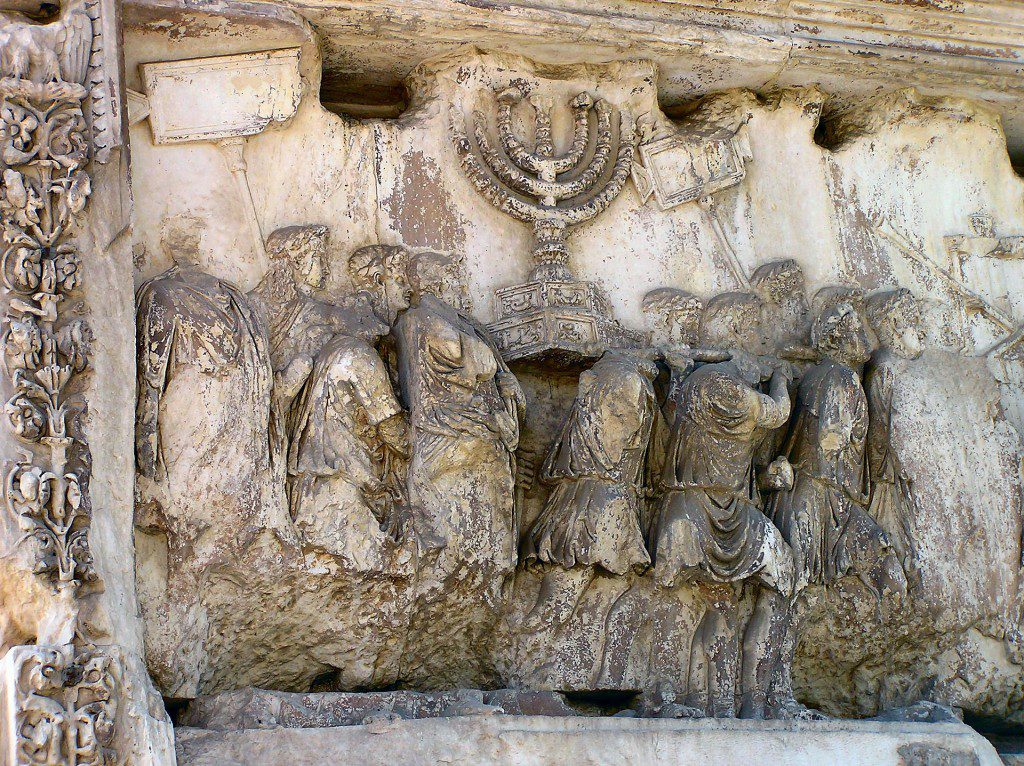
{"left": 0, "top": 2, "right": 133, "bottom": 763}
{"left": 0, "top": 645, "right": 118, "bottom": 766}
{"left": 0, "top": 0, "right": 98, "bottom": 597}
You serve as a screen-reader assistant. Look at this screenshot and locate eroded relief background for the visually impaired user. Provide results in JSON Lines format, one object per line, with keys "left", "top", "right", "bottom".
{"left": 119, "top": 2, "right": 1024, "bottom": 735}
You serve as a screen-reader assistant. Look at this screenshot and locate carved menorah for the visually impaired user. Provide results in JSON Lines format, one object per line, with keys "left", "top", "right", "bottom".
{"left": 452, "top": 86, "right": 637, "bottom": 280}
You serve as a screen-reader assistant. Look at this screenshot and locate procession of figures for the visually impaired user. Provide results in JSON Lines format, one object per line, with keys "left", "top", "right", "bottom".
{"left": 134, "top": 214, "right": 931, "bottom": 718}
{"left": 1, "top": 0, "right": 1023, "bottom": 761}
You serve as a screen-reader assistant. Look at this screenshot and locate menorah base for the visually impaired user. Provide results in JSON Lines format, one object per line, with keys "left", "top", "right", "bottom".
{"left": 488, "top": 276, "right": 644, "bottom": 363}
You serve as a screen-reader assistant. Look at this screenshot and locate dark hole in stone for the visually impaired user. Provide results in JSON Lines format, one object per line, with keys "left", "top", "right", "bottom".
{"left": 1009, "top": 153, "right": 1024, "bottom": 180}
{"left": 163, "top": 697, "right": 192, "bottom": 727}
{"left": 813, "top": 101, "right": 853, "bottom": 153}
{"left": 963, "top": 709, "right": 1024, "bottom": 737}
{"left": 562, "top": 689, "right": 640, "bottom": 716}
{"left": 309, "top": 668, "right": 344, "bottom": 693}
{"left": 319, "top": 75, "right": 409, "bottom": 120}
{"left": 0, "top": 0, "right": 57, "bottom": 19}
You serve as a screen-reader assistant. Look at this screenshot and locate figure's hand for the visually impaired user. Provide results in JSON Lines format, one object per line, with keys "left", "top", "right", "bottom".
{"left": 378, "top": 413, "right": 410, "bottom": 458}
{"left": 768, "top": 358, "right": 796, "bottom": 385}
{"left": 379, "top": 501, "right": 407, "bottom": 543}
{"left": 497, "top": 372, "right": 525, "bottom": 413}
{"left": 364, "top": 487, "right": 404, "bottom": 543}
{"left": 662, "top": 349, "right": 696, "bottom": 377}
{"left": 762, "top": 457, "right": 794, "bottom": 492}
{"left": 276, "top": 354, "right": 314, "bottom": 399}
{"left": 729, "top": 349, "right": 769, "bottom": 383}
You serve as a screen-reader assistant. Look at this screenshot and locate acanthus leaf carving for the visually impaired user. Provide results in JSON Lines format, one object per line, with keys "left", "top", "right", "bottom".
{"left": 2, "top": 644, "right": 119, "bottom": 766}
{"left": 0, "top": 3, "right": 98, "bottom": 592}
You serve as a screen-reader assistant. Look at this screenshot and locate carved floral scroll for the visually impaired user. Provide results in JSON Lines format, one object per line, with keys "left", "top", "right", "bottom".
{"left": 0, "top": 645, "right": 118, "bottom": 766}
{"left": 1, "top": 3, "right": 97, "bottom": 591}
{"left": 0, "top": 2, "right": 123, "bottom": 763}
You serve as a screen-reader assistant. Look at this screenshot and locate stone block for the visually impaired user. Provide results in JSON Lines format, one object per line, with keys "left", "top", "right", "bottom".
{"left": 174, "top": 718, "right": 1003, "bottom": 766}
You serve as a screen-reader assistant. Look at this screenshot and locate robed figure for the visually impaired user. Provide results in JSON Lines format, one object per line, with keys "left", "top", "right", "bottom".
{"left": 524, "top": 351, "right": 656, "bottom": 577}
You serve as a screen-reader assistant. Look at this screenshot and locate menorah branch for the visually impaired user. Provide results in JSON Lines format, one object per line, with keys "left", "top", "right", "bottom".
{"left": 451, "top": 86, "right": 637, "bottom": 274}
{"left": 451, "top": 107, "right": 543, "bottom": 225}
{"left": 551, "top": 92, "right": 595, "bottom": 174}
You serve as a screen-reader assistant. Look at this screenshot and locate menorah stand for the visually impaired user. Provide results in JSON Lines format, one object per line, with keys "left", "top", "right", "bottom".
{"left": 488, "top": 276, "right": 644, "bottom": 363}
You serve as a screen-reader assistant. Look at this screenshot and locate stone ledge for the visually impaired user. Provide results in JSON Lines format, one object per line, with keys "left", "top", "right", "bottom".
{"left": 175, "top": 716, "right": 1003, "bottom": 766}
{"left": 124, "top": 0, "right": 1024, "bottom": 152}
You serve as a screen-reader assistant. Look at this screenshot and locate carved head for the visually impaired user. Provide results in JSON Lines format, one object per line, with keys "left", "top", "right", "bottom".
{"left": 751, "top": 259, "right": 806, "bottom": 307}
{"left": 3, "top": 315, "right": 42, "bottom": 372}
{"left": 643, "top": 288, "right": 703, "bottom": 348}
{"left": 811, "top": 303, "right": 874, "bottom": 368}
{"left": 812, "top": 284, "right": 866, "bottom": 319}
{"left": 813, "top": 285, "right": 878, "bottom": 351}
{"left": 865, "top": 288, "right": 924, "bottom": 360}
{"left": 581, "top": 350, "right": 657, "bottom": 423}
{"left": 265, "top": 225, "right": 330, "bottom": 291}
{"left": 160, "top": 214, "right": 204, "bottom": 268}
{"left": 407, "top": 251, "right": 467, "bottom": 309}
{"left": 23, "top": 647, "right": 68, "bottom": 693}
{"left": 699, "top": 291, "right": 766, "bottom": 355}
{"left": 349, "top": 245, "right": 412, "bottom": 325}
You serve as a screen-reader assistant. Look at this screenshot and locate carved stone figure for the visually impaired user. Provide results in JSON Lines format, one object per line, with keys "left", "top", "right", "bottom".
{"left": 644, "top": 288, "right": 704, "bottom": 352}
{"left": 750, "top": 259, "right": 811, "bottom": 355}
{"left": 749, "top": 303, "right": 905, "bottom": 720}
{"left": 0, "top": 5, "right": 92, "bottom": 84}
{"left": 395, "top": 251, "right": 523, "bottom": 562}
{"left": 285, "top": 246, "right": 412, "bottom": 564}
{"left": 521, "top": 351, "right": 657, "bottom": 626}
{"left": 770, "top": 304, "right": 902, "bottom": 593}
{"left": 349, "top": 244, "right": 417, "bottom": 329}
{"left": 651, "top": 292, "right": 793, "bottom": 591}
{"left": 136, "top": 216, "right": 277, "bottom": 500}
{"left": 864, "top": 289, "right": 926, "bottom": 582}
{"left": 649, "top": 291, "right": 795, "bottom": 718}
{"left": 247, "top": 229, "right": 413, "bottom": 553}
{"left": 394, "top": 251, "right": 524, "bottom": 683}
{"left": 641, "top": 287, "right": 719, "bottom": 531}
{"left": 642, "top": 288, "right": 705, "bottom": 441}
{"left": 248, "top": 226, "right": 352, "bottom": 442}
{"left": 134, "top": 216, "right": 287, "bottom": 695}
{"left": 811, "top": 285, "right": 867, "bottom": 326}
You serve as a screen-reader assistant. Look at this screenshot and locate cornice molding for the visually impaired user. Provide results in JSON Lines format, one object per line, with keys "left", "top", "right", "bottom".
{"left": 125, "top": 0, "right": 1024, "bottom": 150}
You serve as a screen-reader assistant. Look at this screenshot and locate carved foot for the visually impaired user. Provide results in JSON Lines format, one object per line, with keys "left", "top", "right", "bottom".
{"left": 769, "top": 699, "right": 830, "bottom": 721}
{"left": 659, "top": 703, "right": 707, "bottom": 720}
{"left": 738, "top": 695, "right": 767, "bottom": 720}
{"left": 361, "top": 710, "right": 403, "bottom": 733}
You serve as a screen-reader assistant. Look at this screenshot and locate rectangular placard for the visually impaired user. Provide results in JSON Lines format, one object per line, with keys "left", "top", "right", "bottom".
{"left": 141, "top": 48, "right": 302, "bottom": 144}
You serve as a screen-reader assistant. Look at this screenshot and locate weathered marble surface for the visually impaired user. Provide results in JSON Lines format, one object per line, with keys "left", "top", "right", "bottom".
{"left": 179, "top": 687, "right": 580, "bottom": 730}
{"left": 174, "top": 717, "right": 1003, "bottom": 766}
{"left": 4, "top": 1, "right": 1024, "bottom": 764}
{"left": 118, "top": 32, "right": 1024, "bottom": 732}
